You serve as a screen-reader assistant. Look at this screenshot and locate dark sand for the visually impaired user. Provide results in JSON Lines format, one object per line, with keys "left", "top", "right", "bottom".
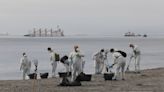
{"left": 0, "top": 68, "right": 164, "bottom": 92}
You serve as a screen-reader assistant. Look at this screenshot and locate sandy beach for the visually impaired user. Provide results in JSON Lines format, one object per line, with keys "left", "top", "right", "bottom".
{"left": 0, "top": 68, "right": 164, "bottom": 92}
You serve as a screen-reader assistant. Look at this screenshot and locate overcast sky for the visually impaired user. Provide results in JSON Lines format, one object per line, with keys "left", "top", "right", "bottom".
{"left": 0, "top": 0, "right": 164, "bottom": 36}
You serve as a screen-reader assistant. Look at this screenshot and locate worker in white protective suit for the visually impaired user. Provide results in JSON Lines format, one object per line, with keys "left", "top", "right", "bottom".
{"left": 102, "top": 49, "right": 110, "bottom": 73}
{"left": 129, "top": 44, "right": 141, "bottom": 73}
{"left": 47, "top": 47, "right": 58, "bottom": 78}
{"left": 93, "top": 49, "right": 105, "bottom": 74}
{"left": 20, "top": 53, "right": 31, "bottom": 80}
{"left": 69, "top": 45, "right": 84, "bottom": 81}
{"left": 110, "top": 48, "right": 126, "bottom": 80}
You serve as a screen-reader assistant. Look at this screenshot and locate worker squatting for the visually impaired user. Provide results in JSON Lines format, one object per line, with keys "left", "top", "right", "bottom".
{"left": 20, "top": 43, "right": 141, "bottom": 81}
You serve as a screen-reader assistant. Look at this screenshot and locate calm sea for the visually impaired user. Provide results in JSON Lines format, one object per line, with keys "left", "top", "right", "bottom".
{"left": 0, "top": 36, "right": 164, "bottom": 80}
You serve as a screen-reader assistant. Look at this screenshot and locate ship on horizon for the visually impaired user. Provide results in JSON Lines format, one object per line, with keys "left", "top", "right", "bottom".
{"left": 124, "top": 32, "right": 147, "bottom": 37}
{"left": 24, "top": 26, "right": 64, "bottom": 37}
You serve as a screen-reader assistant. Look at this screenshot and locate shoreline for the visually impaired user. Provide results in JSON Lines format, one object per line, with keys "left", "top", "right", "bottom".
{"left": 0, "top": 67, "right": 164, "bottom": 92}
{"left": 1, "top": 67, "right": 163, "bottom": 81}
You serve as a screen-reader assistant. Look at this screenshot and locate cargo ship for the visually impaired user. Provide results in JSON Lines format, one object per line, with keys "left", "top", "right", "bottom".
{"left": 24, "top": 26, "right": 64, "bottom": 37}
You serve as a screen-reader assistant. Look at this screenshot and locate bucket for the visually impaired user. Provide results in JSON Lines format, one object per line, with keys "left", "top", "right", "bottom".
{"left": 104, "top": 73, "right": 114, "bottom": 80}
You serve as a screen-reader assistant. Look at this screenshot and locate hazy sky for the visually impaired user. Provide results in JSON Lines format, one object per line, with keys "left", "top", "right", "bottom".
{"left": 0, "top": 0, "right": 164, "bottom": 36}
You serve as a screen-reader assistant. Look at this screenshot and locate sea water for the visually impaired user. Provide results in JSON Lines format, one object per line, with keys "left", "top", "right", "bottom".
{"left": 0, "top": 36, "right": 164, "bottom": 80}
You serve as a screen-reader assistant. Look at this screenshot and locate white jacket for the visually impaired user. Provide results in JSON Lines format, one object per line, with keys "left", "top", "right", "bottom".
{"left": 69, "top": 51, "right": 84, "bottom": 65}
{"left": 50, "top": 51, "right": 56, "bottom": 62}
{"left": 93, "top": 51, "right": 105, "bottom": 62}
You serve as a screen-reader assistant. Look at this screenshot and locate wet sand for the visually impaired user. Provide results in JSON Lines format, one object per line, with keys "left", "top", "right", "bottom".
{"left": 0, "top": 68, "right": 164, "bottom": 92}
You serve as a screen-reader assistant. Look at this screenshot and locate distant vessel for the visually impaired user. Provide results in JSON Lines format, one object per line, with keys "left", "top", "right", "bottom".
{"left": 24, "top": 26, "right": 64, "bottom": 37}
{"left": 124, "top": 32, "right": 136, "bottom": 37}
{"left": 124, "top": 32, "right": 147, "bottom": 37}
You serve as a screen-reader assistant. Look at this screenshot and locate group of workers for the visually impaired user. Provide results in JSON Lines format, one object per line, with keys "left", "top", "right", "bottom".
{"left": 92, "top": 43, "right": 141, "bottom": 80}
{"left": 20, "top": 43, "right": 141, "bottom": 81}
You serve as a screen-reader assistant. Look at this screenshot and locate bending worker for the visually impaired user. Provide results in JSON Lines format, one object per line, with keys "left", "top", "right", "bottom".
{"left": 93, "top": 49, "right": 105, "bottom": 74}
{"left": 69, "top": 45, "right": 84, "bottom": 81}
{"left": 110, "top": 48, "right": 126, "bottom": 80}
{"left": 129, "top": 43, "right": 141, "bottom": 73}
{"left": 20, "top": 53, "right": 31, "bottom": 80}
{"left": 47, "top": 47, "right": 58, "bottom": 78}
{"left": 60, "top": 55, "right": 70, "bottom": 73}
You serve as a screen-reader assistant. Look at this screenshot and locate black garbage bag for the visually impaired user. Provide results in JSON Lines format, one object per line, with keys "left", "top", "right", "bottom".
{"left": 68, "top": 81, "right": 81, "bottom": 86}
{"left": 28, "top": 73, "right": 37, "bottom": 79}
{"left": 40, "top": 73, "right": 49, "bottom": 79}
{"left": 59, "top": 77, "right": 70, "bottom": 86}
{"left": 116, "top": 50, "right": 127, "bottom": 57}
{"left": 58, "top": 77, "right": 81, "bottom": 86}
{"left": 77, "top": 72, "right": 92, "bottom": 81}
{"left": 60, "top": 55, "right": 68, "bottom": 64}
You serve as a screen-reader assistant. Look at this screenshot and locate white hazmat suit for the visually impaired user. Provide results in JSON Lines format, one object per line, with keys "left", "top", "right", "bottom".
{"left": 131, "top": 45, "right": 141, "bottom": 73}
{"left": 20, "top": 55, "right": 31, "bottom": 80}
{"left": 69, "top": 49, "right": 84, "bottom": 81}
{"left": 49, "top": 51, "right": 58, "bottom": 77}
{"left": 112, "top": 52, "right": 126, "bottom": 80}
{"left": 93, "top": 51, "right": 105, "bottom": 74}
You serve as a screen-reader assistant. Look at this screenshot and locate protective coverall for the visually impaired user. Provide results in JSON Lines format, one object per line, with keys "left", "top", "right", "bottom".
{"left": 131, "top": 45, "right": 141, "bottom": 73}
{"left": 69, "top": 50, "right": 84, "bottom": 81}
{"left": 93, "top": 51, "right": 105, "bottom": 74}
{"left": 50, "top": 51, "right": 58, "bottom": 77}
{"left": 112, "top": 52, "right": 126, "bottom": 80}
{"left": 20, "top": 55, "right": 31, "bottom": 80}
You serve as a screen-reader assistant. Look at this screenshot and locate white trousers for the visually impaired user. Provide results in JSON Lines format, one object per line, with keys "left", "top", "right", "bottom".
{"left": 113, "top": 57, "right": 126, "bottom": 80}
{"left": 95, "top": 60, "right": 104, "bottom": 74}
{"left": 102, "top": 59, "right": 109, "bottom": 73}
{"left": 51, "top": 61, "right": 57, "bottom": 77}
{"left": 134, "top": 54, "right": 140, "bottom": 72}
{"left": 22, "top": 68, "right": 30, "bottom": 80}
{"left": 71, "top": 61, "right": 82, "bottom": 81}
